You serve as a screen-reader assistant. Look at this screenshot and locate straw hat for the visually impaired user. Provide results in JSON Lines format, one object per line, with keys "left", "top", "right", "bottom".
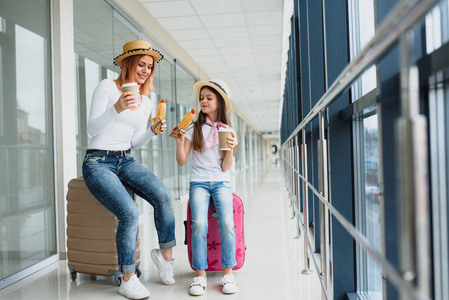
{"left": 114, "top": 40, "right": 163, "bottom": 67}
{"left": 193, "top": 79, "right": 232, "bottom": 113}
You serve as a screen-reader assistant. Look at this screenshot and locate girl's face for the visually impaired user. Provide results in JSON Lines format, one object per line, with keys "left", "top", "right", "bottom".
{"left": 132, "top": 55, "right": 154, "bottom": 85}
{"left": 199, "top": 87, "right": 218, "bottom": 115}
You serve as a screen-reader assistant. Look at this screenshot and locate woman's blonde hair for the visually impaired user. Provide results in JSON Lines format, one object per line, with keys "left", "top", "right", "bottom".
{"left": 115, "top": 54, "right": 156, "bottom": 96}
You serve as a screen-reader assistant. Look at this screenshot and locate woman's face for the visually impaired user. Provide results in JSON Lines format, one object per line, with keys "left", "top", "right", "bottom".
{"left": 199, "top": 87, "right": 219, "bottom": 115}
{"left": 132, "top": 55, "right": 154, "bottom": 85}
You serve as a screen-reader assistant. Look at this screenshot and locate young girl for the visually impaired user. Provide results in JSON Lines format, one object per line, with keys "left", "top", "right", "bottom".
{"left": 172, "top": 79, "right": 238, "bottom": 296}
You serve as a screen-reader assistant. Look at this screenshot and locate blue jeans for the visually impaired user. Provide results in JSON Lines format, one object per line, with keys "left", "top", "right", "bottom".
{"left": 189, "top": 181, "right": 236, "bottom": 270}
{"left": 82, "top": 151, "right": 176, "bottom": 273}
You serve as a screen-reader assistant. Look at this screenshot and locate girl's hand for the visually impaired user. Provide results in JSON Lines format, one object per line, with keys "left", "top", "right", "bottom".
{"left": 227, "top": 132, "right": 237, "bottom": 149}
{"left": 170, "top": 125, "right": 185, "bottom": 142}
{"left": 114, "top": 92, "right": 138, "bottom": 113}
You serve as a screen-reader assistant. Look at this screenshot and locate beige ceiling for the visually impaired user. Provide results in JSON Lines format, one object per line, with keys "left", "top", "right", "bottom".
{"left": 138, "top": 0, "right": 284, "bottom": 141}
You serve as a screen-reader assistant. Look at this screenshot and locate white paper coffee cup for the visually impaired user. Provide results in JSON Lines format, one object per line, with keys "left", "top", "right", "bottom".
{"left": 122, "top": 83, "right": 139, "bottom": 107}
{"left": 218, "top": 128, "right": 233, "bottom": 151}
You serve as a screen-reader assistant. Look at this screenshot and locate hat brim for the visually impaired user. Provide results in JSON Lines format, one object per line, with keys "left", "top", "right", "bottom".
{"left": 114, "top": 49, "right": 163, "bottom": 67}
{"left": 193, "top": 81, "right": 232, "bottom": 113}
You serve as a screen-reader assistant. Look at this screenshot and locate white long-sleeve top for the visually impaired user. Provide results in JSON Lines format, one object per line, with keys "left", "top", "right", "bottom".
{"left": 87, "top": 79, "right": 156, "bottom": 150}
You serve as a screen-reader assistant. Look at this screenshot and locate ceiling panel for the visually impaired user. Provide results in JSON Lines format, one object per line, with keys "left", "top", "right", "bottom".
{"left": 168, "top": 28, "right": 210, "bottom": 40}
{"left": 177, "top": 39, "right": 216, "bottom": 50}
{"left": 199, "top": 13, "right": 246, "bottom": 28}
{"left": 218, "top": 46, "right": 253, "bottom": 56}
{"left": 139, "top": 0, "right": 284, "bottom": 141}
{"left": 193, "top": 55, "right": 225, "bottom": 64}
{"left": 189, "top": 0, "right": 244, "bottom": 15}
{"left": 251, "top": 35, "right": 282, "bottom": 46}
{"left": 241, "top": 0, "right": 284, "bottom": 12}
{"left": 157, "top": 16, "right": 203, "bottom": 30}
{"left": 189, "top": 47, "right": 222, "bottom": 57}
{"left": 213, "top": 37, "right": 252, "bottom": 48}
{"left": 141, "top": 1, "right": 196, "bottom": 17}
{"left": 206, "top": 26, "right": 249, "bottom": 39}
{"left": 245, "top": 11, "right": 283, "bottom": 26}
{"left": 248, "top": 24, "right": 283, "bottom": 37}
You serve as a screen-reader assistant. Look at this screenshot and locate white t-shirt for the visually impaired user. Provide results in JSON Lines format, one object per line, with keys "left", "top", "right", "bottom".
{"left": 87, "top": 79, "right": 156, "bottom": 150}
{"left": 185, "top": 124, "right": 236, "bottom": 182}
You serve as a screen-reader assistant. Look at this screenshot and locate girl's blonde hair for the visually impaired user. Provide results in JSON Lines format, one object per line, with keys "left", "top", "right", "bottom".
{"left": 192, "top": 86, "right": 237, "bottom": 156}
{"left": 115, "top": 54, "right": 156, "bottom": 96}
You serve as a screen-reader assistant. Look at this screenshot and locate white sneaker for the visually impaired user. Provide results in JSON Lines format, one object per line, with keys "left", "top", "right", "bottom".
{"left": 151, "top": 249, "right": 175, "bottom": 285}
{"left": 117, "top": 274, "right": 150, "bottom": 299}
{"left": 189, "top": 276, "right": 207, "bottom": 296}
{"left": 221, "top": 274, "right": 238, "bottom": 294}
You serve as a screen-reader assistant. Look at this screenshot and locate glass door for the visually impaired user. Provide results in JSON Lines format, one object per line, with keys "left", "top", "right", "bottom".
{"left": 0, "top": 0, "right": 56, "bottom": 289}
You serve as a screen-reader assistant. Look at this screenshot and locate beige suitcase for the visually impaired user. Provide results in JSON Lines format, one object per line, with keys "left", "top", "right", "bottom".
{"left": 66, "top": 178, "right": 141, "bottom": 285}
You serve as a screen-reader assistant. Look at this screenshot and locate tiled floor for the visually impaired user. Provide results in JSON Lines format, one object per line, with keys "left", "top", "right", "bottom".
{"left": 0, "top": 166, "right": 321, "bottom": 300}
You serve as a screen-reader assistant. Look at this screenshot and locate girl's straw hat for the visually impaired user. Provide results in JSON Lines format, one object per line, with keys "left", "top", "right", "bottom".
{"left": 193, "top": 79, "right": 232, "bottom": 113}
{"left": 114, "top": 40, "right": 163, "bottom": 67}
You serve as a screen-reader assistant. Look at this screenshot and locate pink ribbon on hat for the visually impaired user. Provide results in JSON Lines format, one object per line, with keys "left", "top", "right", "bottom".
{"left": 205, "top": 117, "right": 229, "bottom": 148}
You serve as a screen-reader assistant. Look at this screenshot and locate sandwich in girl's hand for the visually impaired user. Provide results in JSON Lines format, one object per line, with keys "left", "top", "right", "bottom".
{"left": 170, "top": 108, "right": 196, "bottom": 138}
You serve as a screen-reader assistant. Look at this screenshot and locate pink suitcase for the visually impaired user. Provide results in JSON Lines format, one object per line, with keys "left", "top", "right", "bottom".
{"left": 184, "top": 192, "right": 245, "bottom": 271}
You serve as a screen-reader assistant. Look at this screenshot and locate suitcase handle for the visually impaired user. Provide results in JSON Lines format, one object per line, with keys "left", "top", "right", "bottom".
{"left": 184, "top": 220, "right": 188, "bottom": 245}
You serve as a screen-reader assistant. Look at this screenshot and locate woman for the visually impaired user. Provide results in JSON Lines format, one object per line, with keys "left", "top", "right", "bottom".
{"left": 82, "top": 40, "right": 175, "bottom": 300}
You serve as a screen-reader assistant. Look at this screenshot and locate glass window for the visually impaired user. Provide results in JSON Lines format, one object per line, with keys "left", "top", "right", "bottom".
{"left": 74, "top": 0, "right": 115, "bottom": 175}
{"left": 174, "top": 63, "right": 197, "bottom": 198}
{"left": 428, "top": 71, "right": 449, "bottom": 300}
{"left": 348, "top": 0, "right": 377, "bottom": 99}
{"left": 0, "top": 0, "right": 56, "bottom": 284}
{"left": 354, "top": 112, "right": 382, "bottom": 299}
{"left": 140, "top": 59, "right": 177, "bottom": 202}
{"left": 425, "top": 0, "right": 449, "bottom": 54}
{"left": 348, "top": 0, "right": 382, "bottom": 298}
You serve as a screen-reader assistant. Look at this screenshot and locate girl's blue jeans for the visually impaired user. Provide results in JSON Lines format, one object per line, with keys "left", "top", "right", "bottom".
{"left": 82, "top": 151, "right": 176, "bottom": 274}
{"left": 189, "top": 181, "right": 236, "bottom": 270}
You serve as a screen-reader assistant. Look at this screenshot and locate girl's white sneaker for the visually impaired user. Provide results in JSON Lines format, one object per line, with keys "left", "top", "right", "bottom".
{"left": 117, "top": 274, "right": 150, "bottom": 299}
{"left": 221, "top": 274, "right": 238, "bottom": 294}
{"left": 189, "top": 276, "right": 207, "bottom": 296}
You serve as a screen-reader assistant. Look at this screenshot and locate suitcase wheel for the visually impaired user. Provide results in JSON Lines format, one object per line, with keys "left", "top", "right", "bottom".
{"left": 136, "top": 267, "right": 141, "bottom": 278}
{"left": 114, "top": 274, "right": 122, "bottom": 286}
{"left": 68, "top": 265, "right": 77, "bottom": 281}
{"left": 70, "top": 271, "right": 77, "bottom": 281}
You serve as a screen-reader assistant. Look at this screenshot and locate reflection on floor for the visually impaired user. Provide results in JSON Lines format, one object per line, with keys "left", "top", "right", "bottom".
{"left": 0, "top": 166, "right": 321, "bottom": 300}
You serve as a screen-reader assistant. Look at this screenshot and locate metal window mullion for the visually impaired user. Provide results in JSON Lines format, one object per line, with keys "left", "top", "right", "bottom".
{"left": 290, "top": 140, "right": 295, "bottom": 214}
{"left": 353, "top": 115, "right": 366, "bottom": 293}
{"left": 429, "top": 80, "right": 442, "bottom": 300}
{"left": 296, "top": 134, "right": 302, "bottom": 238}
{"left": 318, "top": 111, "right": 331, "bottom": 299}
{"left": 301, "top": 128, "right": 313, "bottom": 275}
{"left": 397, "top": 30, "right": 431, "bottom": 299}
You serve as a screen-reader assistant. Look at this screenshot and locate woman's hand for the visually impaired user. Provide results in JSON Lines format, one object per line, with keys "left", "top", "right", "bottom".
{"left": 159, "top": 120, "right": 167, "bottom": 134}
{"left": 114, "top": 92, "right": 138, "bottom": 113}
